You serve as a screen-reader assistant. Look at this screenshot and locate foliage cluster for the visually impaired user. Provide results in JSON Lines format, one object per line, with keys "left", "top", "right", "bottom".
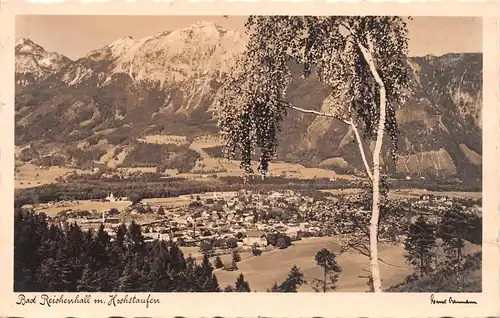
{"left": 14, "top": 177, "right": 354, "bottom": 207}
{"left": 14, "top": 210, "right": 221, "bottom": 292}
{"left": 387, "top": 252, "right": 482, "bottom": 292}
{"left": 120, "top": 143, "right": 201, "bottom": 173}
{"left": 267, "top": 265, "right": 307, "bottom": 292}
{"left": 400, "top": 208, "right": 482, "bottom": 292}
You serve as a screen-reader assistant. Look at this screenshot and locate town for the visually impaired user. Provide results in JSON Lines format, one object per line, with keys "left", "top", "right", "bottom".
{"left": 26, "top": 188, "right": 481, "bottom": 258}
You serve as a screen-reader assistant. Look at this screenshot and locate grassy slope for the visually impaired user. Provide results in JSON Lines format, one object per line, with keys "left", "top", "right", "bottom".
{"left": 212, "top": 237, "right": 481, "bottom": 293}
{"left": 214, "top": 237, "right": 412, "bottom": 292}
{"left": 386, "top": 251, "right": 482, "bottom": 292}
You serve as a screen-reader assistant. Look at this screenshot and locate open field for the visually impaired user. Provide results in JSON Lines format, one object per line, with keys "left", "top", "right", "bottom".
{"left": 180, "top": 158, "right": 357, "bottom": 180}
{"left": 388, "top": 189, "right": 482, "bottom": 200}
{"left": 142, "top": 197, "right": 191, "bottom": 208}
{"left": 190, "top": 134, "right": 224, "bottom": 149}
{"left": 213, "top": 236, "right": 481, "bottom": 292}
{"left": 214, "top": 237, "right": 411, "bottom": 292}
{"left": 138, "top": 134, "right": 189, "bottom": 145}
{"left": 320, "top": 188, "right": 482, "bottom": 200}
{"left": 14, "top": 163, "right": 89, "bottom": 189}
{"left": 28, "top": 201, "right": 131, "bottom": 217}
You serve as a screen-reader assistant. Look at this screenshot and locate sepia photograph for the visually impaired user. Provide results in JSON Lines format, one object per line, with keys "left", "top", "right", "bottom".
{"left": 11, "top": 14, "right": 486, "bottom": 296}
{"left": 11, "top": 14, "right": 487, "bottom": 296}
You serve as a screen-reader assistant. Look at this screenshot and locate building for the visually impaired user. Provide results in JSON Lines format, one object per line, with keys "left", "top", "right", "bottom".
{"left": 58, "top": 216, "right": 68, "bottom": 232}
{"left": 105, "top": 192, "right": 117, "bottom": 202}
{"left": 420, "top": 194, "right": 431, "bottom": 201}
{"left": 244, "top": 230, "right": 268, "bottom": 247}
{"left": 104, "top": 217, "right": 120, "bottom": 225}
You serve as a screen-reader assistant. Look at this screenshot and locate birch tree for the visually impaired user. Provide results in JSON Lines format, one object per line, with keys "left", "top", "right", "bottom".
{"left": 217, "top": 16, "right": 411, "bottom": 292}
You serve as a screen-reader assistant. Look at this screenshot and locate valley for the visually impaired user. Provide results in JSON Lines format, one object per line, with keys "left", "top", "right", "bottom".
{"left": 13, "top": 18, "right": 483, "bottom": 295}
{"left": 17, "top": 186, "right": 482, "bottom": 293}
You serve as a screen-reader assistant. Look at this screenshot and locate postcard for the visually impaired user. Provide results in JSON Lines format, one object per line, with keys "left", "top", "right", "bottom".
{"left": 0, "top": 1, "right": 499, "bottom": 317}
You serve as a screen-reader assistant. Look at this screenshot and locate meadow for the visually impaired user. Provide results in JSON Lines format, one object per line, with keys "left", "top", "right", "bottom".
{"left": 210, "top": 237, "right": 481, "bottom": 292}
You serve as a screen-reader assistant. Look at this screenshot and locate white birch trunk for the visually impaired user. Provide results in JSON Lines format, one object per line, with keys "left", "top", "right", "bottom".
{"left": 350, "top": 121, "right": 374, "bottom": 182}
{"left": 358, "top": 37, "right": 386, "bottom": 293}
{"left": 370, "top": 84, "right": 386, "bottom": 293}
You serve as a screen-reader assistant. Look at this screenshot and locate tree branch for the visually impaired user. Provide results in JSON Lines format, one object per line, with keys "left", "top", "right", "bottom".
{"left": 349, "top": 245, "right": 370, "bottom": 258}
{"left": 378, "top": 256, "right": 409, "bottom": 270}
{"left": 278, "top": 100, "right": 350, "bottom": 124}
{"left": 278, "top": 100, "right": 373, "bottom": 182}
{"left": 351, "top": 243, "right": 409, "bottom": 270}
{"left": 340, "top": 22, "right": 355, "bottom": 37}
{"left": 347, "top": 240, "right": 371, "bottom": 257}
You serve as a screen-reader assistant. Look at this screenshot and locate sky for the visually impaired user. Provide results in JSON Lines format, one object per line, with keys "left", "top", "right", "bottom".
{"left": 16, "top": 16, "right": 482, "bottom": 60}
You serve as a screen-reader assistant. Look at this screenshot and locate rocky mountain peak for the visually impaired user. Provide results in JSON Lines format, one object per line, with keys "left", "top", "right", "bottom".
{"left": 15, "top": 38, "right": 73, "bottom": 86}
{"left": 55, "top": 22, "right": 246, "bottom": 89}
{"left": 186, "top": 20, "right": 229, "bottom": 34}
{"left": 109, "top": 36, "right": 136, "bottom": 47}
{"left": 190, "top": 20, "right": 220, "bottom": 28}
{"left": 16, "top": 38, "right": 46, "bottom": 55}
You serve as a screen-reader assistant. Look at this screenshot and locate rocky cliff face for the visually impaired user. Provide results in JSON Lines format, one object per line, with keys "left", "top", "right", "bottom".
{"left": 277, "top": 53, "right": 482, "bottom": 180}
{"left": 15, "top": 38, "right": 72, "bottom": 86}
{"left": 14, "top": 22, "right": 482, "bottom": 181}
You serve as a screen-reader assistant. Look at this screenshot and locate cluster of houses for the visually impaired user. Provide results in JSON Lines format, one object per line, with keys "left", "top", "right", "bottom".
{"left": 398, "top": 193, "right": 482, "bottom": 220}
{"left": 138, "top": 189, "right": 323, "bottom": 247}
{"left": 51, "top": 189, "right": 326, "bottom": 248}
{"left": 49, "top": 189, "right": 482, "bottom": 250}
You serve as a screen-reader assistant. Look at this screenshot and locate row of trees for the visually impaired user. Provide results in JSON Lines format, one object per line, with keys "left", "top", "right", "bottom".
{"left": 15, "top": 209, "right": 345, "bottom": 293}
{"left": 403, "top": 208, "right": 480, "bottom": 291}
{"left": 17, "top": 206, "right": 341, "bottom": 292}
{"left": 15, "top": 210, "right": 221, "bottom": 292}
{"left": 14, "top": 176, "right": 354, "bottom": 207}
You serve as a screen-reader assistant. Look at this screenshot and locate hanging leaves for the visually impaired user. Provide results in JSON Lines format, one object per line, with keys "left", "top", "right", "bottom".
{"left": 216, "top": 16, "right": 411, "bottom": 178}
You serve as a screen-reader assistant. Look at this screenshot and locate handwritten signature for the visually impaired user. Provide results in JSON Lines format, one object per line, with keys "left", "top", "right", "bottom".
{"left": 430, "top": 293, "right": 478, "bottom": 305}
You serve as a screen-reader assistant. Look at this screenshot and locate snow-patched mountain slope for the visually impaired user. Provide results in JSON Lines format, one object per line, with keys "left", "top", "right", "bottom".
{"left": 111, "top": 21, "right": 244, "bottom": 85}
{"left": 14, "top": 23, "right": 482, "bottom": 181}
{"left": 15, "top": 38, "right": 72, "bottom": 85}
{"left": 47, "top": 21, "right": 246, "bottom": 115}
{"left": 55, "top": 21, "right": 246, "bottom": 89}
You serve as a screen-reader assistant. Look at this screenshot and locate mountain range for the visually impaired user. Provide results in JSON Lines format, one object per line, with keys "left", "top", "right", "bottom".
{"left": 14, "top": 21, "right": 482, "bottom": 182}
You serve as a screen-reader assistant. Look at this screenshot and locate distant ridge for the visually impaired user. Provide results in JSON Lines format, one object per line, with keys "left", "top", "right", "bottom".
{"left": 14, "top": 22, "right": 482, "bottom": 182}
